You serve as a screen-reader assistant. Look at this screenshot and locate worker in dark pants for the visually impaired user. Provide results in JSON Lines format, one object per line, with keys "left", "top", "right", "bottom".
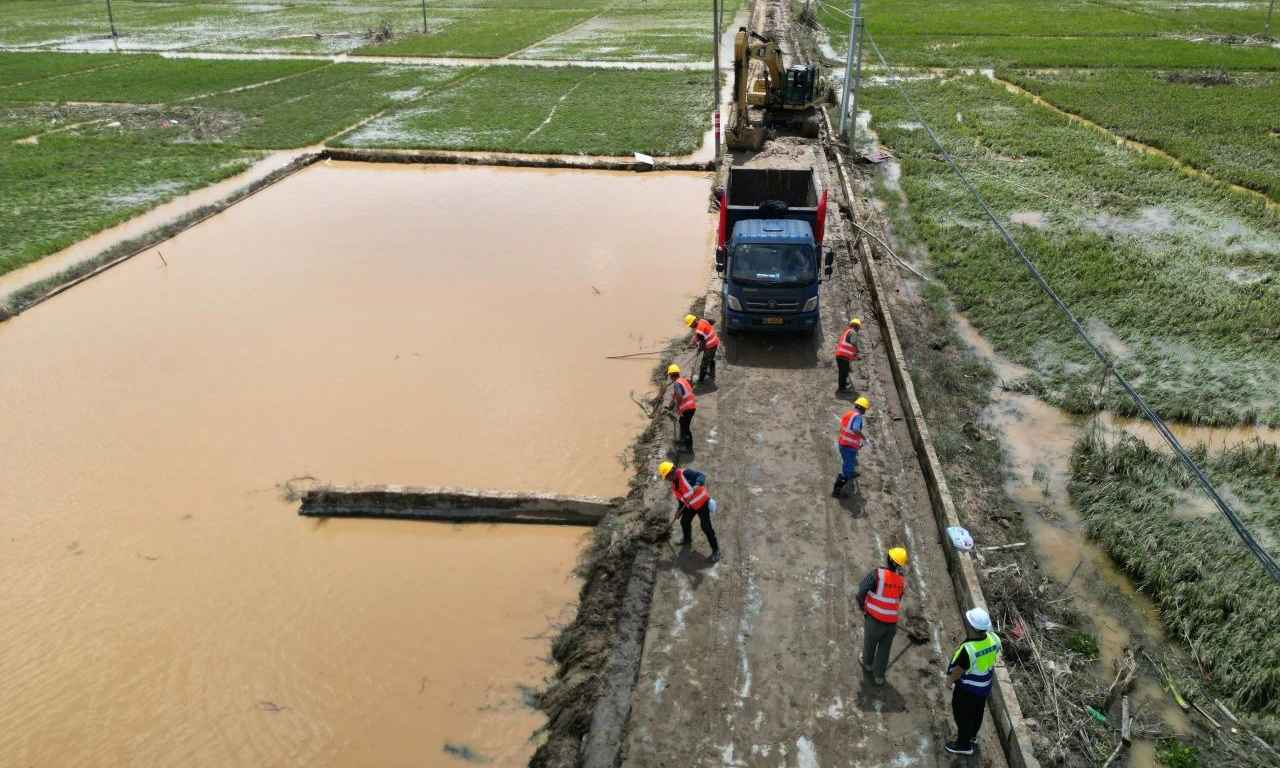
{"left": 832, "top": 396, "right": 869, "bottom": 498}
{"left": 944, "top": 607, "right": 1002, "bottom": 756}
{"left": 856, "top": 547, "right": 908, "bottom": 685}
{"left": 658, "top": 461, "right": 720, "bottom": 562}
{"left": 684, "top": 314, "right": 720, "bottom": 383}
{"left": 667, "top": 363, "right": 696, "bottom": 452}
{"left": 834, "top": 317, "right": 861, "bottom": 393}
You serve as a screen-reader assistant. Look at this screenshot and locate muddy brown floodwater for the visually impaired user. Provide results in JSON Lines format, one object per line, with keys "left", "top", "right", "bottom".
{"left": 952, "top": 314, "right": 1203, "bottom": 766}
{"left": 0, "top": 162, "right": 713, "bottom": 767}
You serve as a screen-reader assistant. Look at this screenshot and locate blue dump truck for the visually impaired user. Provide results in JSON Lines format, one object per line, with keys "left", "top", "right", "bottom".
{"left": 716, "top": 167, "right": 832, "bottom": 335}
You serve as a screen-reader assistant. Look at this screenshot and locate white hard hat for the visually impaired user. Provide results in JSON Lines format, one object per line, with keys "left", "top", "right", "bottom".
{"left": 965, "top": 607, "right": 991, "bottom": 631}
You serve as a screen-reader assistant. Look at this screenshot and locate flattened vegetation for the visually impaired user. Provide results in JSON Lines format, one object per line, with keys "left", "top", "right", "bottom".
{"left": 862, "top": 75, "right": 1280, "bottom": 426}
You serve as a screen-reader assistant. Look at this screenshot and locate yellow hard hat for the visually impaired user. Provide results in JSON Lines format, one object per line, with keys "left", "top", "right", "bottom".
{"left": 658, "top": 461, "right": 675, "bottom": 479}
{"left": 667, "top": 364, "right": 680, "bottom": 376}
{"left": 850, "top": 317, "right": 862, "bottom": 327}
{"left": 855, "top": 396, "right": 870, "bottom": 409}
{"left": 888, "top": 547, "right": 908, "bottom": 566}
{"left": 684, "top": 314, "right": 697, "bottom": 327}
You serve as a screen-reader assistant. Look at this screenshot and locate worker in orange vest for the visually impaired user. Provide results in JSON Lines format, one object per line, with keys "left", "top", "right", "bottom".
{"left": 684, "top": 314, "right": 720, "bottom": 383}
{"left": 832, "top": 396, "right": 869, "bottom": 498}
{"left": 666, "top": 363, "right": 696, "bottom": 452}
{"left": 658, "top": 461, "right": 720, "bottom": 562}
{"left": 834, "top": 317, "right": 862, "bottom": 393}
{"left": 857, "top": 547, "right": 908, "bottom": 685}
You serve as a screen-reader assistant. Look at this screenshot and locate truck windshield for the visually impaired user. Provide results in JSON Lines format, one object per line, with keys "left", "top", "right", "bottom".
{"left": 730, "top": 243, "right": 815, "bottom": 283}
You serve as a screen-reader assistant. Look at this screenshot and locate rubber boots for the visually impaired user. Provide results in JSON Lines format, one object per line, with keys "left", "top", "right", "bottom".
{"left": 831, "top": 476, "right": 848, "bottom": 499}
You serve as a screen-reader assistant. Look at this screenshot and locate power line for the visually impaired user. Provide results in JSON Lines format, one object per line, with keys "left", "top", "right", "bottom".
{"left": 860, "top": 27, "right": 1280, "bottom": 584}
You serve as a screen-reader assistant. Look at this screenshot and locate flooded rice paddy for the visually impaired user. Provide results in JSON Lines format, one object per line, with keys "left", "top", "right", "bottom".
{"left": 0, "top": 162, "right": 714, "bottom": 767}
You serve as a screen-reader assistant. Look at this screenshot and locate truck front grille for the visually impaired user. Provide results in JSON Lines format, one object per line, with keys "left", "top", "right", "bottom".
{"left": 745, "top": 300, "right": 799, "bottom": 313}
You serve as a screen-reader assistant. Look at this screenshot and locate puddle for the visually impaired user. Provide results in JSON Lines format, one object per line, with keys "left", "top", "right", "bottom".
{"left": 0, "top": 162, "right": 714, "bottom": 766}
{"left": 952, "top": 313, "right": 1201, "bottom": 743}
{"left": 1103, "top": 413, "right": 1280, "bottom": 451}
{"left": 1009, "top": 210, "right": 1046, "bottom": 228}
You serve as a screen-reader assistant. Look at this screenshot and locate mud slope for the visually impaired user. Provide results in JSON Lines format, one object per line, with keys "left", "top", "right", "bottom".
{"left": 621, "top": 140, "right": 1006, "bottom": 767}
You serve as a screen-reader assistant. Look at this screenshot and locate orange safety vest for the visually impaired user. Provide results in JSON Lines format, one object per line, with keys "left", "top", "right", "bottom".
{"left": 864, "top": 567, "right": 905, "bottom": 624}
{"left": 672, "top": 377, "right": 696, "bottom": 414}
{"left": 835, "top": 328, "right": 859, "bottom": 360}
{"left": 671, "top": 470, "right": 709, "bottom": 510}
{"left": 839, "top": 409, "right": 864, "bottom": 449}
{"left": 694, "top": 318, "right": 720, "bottom": 351}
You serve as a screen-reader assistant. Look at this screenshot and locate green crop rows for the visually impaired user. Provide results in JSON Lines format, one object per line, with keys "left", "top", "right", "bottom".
{"left": 1003, "top": 69, "right": 1280, "bottom": 204}
{"left": 333, "top": 66, "right": 712, "bottom": 155}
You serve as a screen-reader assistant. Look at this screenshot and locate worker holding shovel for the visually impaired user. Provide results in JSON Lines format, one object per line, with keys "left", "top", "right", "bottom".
{"left": 834, "top": 317, "right": 861, "bottom": 393}
{"left": 683, "top": 314, "right": 720, "bottom": 384}
{"left": 666, "top": 364, "right": 697, "bottom": 453}
{"left": 658, "top": 461, "right": 720, "bottom": 563}
{"left": 832, "top": 396, "right": 869, "bottom": 499}
{"left": 857, "top": 547, "right": 908, "bottom": 685}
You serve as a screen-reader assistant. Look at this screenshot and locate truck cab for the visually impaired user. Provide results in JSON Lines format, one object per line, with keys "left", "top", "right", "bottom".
{"left": 716, "top": 167, "right": 833, "bottom": 334}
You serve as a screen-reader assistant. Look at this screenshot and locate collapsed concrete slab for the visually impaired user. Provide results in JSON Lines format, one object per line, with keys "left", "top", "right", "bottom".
{"left": 299, "top": 485, "right": 620, "bottom": 526}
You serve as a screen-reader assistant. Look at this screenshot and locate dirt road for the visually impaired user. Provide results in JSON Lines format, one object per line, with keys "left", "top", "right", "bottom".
{"left": 618, "top": 141, "right": 1007, "bottom": 767}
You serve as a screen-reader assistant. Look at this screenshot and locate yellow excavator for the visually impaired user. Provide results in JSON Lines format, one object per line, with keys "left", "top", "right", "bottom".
{"left": 726, "top": 27, "right": 828, "bottom": 150}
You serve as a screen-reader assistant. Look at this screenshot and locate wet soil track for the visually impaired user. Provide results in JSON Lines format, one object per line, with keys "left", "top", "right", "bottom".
{"left": 535, "top": 144, "right": 1032, "bottom": 768}
{"left": 532, "top": 1, "right": 1048, "bottom": 765}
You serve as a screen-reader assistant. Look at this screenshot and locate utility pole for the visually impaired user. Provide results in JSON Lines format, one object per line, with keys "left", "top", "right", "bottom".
{"left": 421, "top": 0, "right": 429, "bottom": 33}
{"left": 848, "top": 16, "right": 864, "bottom": 153}
{"left": 713, "top": 0, "right": 722, "bottom": 160}
{"left": 1266, "top": 0, "right": 1275, "bottom": 36}
{"left": 105, "top": 0, "right": 118, "bottom": 37}
{"left": 836, "top": 0, "right": 861, "bottom": 139}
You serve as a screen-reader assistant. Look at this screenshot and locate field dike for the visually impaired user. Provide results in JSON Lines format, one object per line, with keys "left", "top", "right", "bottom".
{"left": 531, "top": 321, "right": 704, "bottom": 768}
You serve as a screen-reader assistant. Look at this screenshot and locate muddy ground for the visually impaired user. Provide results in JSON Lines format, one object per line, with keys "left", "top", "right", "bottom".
{"left": 619, "top": 139, "right": 1008, "bottom": 767}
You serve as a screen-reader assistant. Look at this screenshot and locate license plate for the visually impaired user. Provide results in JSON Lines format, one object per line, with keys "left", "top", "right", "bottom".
{"left": 763, "top": 317, "right": 784, "bottom": 325}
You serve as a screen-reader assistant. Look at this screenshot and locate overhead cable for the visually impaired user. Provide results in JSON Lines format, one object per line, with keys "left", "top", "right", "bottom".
{"left": 861, "top": 27, "right": 1280, "bottom": 583}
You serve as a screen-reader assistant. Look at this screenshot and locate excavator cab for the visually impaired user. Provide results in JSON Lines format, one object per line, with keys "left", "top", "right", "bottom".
{"left": 782, "top": 66, "right": 822, "bottom": 109}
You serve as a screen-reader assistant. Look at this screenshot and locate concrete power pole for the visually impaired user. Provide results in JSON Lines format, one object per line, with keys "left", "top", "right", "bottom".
{"left": 836, "top": 0, "right": 862, "bottom": 144}
{"left": 848, "top": 16, "right": 864, "bottom": 153}
{"left": 105, "top": 0, "right": 118, "bottom": 37}
{"left": 713, "top": 0, "right": 722, "bottom": 160}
